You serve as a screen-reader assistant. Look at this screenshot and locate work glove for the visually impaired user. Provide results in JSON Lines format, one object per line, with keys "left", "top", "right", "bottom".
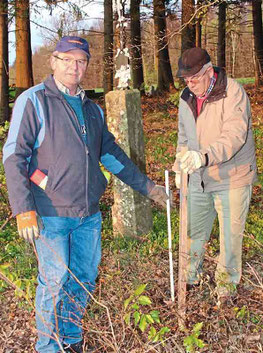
{"left": 16, "top": 210, "right": 40, "bottom": 243}
{"left": 172, "top": 150, "right": 186, "bottom": 188}
{"left": 178, "top": 150, "right": 205, "bottom": 174}
{"left": 175, "top": 171, "right": 181, "bottom": 189}
{"left": 148, "top": 185, "right": 173, "bottom": 209}
{"left": 172, "top": 148, "right": 188, "bottom": 182}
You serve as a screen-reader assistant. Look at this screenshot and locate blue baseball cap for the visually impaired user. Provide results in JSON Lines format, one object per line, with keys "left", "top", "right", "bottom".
{"left": 55, "top": 36, "right": 91, "bottom": 59}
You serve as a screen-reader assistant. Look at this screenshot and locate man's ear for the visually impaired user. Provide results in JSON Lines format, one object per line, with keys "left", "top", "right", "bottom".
{"left": 50, "top": 55, "right": 56, "bottom": 70}
{"left": 208, "top": 67, "right": 214, "bottom": 79}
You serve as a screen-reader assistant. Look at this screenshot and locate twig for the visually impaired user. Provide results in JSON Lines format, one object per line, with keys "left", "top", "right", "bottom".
{"left": 245, "top": 262, "right": 263, "bottom": 289}
{"left": 0, "top": 213, "right": 13, "bottom": 231}
{"left": 244, "top": 233, "right": 263, "bottom": 249}
{"left": 0, "top": 269, "right": 65, "bottom": 352}
{"left": 144, "top": 333, "right": 185, "bottom": 352}
{"left": 34, "top": 237, "right": 119, "bottom": 353}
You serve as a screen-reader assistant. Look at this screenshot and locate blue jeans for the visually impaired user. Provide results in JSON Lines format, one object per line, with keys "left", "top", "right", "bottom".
{"left": 34, "top": 212, "right": 102, "bottom": 353}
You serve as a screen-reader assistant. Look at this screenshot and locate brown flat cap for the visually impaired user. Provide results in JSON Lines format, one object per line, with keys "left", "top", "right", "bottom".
{"left": 176, "top": 47, "right": 211, "bottom": 77}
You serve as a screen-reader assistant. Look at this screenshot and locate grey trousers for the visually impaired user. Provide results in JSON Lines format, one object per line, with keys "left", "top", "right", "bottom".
{"left": 187, "top": 184, "right": 252, "bottom": 285}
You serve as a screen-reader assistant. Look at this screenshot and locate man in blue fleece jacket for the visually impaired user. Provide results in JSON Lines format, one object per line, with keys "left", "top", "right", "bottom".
{"left": 3, "top": 36, "right": 168, "bottom": 353}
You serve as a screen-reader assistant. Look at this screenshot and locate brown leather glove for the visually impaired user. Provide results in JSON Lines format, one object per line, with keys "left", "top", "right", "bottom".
{"left": 16, "top": 211, "right": 40, "bottom": 243}
{"left": 148, "top": 185, "right": 173, "bottom": 209}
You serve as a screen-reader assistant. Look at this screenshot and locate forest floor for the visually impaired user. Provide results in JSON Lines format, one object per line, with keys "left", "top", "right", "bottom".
{"left": 0, "top": 85, "right": 262, "bottom": 353}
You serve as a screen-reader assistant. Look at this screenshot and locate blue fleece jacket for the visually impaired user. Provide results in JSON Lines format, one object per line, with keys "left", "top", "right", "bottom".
{"left": 3, "top": 75, "right": 154, "bottom": 217}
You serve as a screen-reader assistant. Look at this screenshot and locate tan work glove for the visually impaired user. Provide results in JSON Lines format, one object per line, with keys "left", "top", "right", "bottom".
{"left": 172, "top": 151, "right": 185, "bottom": 188}
{"left": 16, "top": 210, "right": 40, "bottom": 243}
{"left": 177, "top": 150, "right": 205, "bottom": 174}
{"left": 148, "top": 185, "right": 173, "bottom": 209}
{"left": 172, "top": 148, "right": 188, "bottom": 185}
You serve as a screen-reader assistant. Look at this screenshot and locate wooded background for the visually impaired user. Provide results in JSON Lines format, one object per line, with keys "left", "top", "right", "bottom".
{"left": 1, "top": 0, "right": 263, "bottom": 124}
{"left": 0, "top": 2, "right": 263, "bottom": 351}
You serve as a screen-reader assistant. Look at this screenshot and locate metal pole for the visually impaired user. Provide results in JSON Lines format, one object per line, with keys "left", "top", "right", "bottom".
{"left": 165, "top": 170, "right": 175, "bottom": 302}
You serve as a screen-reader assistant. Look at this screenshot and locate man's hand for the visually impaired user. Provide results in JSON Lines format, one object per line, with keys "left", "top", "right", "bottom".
{"left": 148, "top": 185, "right": 173, "bottom": 208}
{"left": 178, "top": 151, "right": 205, "bottom": 174}
{"left": 172, "top": 149, "right": 188, "bottom": 183}
{"left": 16, "top": 211, "right": 40, "bottom": 243}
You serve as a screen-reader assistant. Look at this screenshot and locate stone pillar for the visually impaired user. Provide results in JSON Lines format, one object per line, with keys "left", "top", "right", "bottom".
{"left": 105, "top": 89, "right": 153, "bottom": 237}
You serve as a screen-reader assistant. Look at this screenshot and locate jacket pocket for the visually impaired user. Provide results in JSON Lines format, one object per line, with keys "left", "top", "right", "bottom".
{"left": 44, "top": 165, "right": 54, "bottom": 193}
{"left": 219, "top": 161, "right": 237, "bottom": 179}
{"left": 97, "top": 169, "right": 108, "bottom": 196}
{"left": 203, "top": 161, "right": 237, "bottom": 184}
{"left": 89, "top": 166, "right": 108, "bottom": 206}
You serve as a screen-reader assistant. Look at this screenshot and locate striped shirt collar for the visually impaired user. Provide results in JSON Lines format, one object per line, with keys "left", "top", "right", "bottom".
{"left": 54, "top": 78, "right": 85, "bottom": 100}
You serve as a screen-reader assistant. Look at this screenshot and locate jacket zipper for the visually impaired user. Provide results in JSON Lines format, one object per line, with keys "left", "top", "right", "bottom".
{"left": 63, "top": 100, "right": 90, "bottom": 216}
{"left": 194, "top": 99, "right": 206, "bottom": 192}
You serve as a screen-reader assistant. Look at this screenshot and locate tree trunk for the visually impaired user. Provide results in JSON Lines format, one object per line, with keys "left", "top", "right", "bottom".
{"left": 0, "top": 0, "right": 9, "bottom": 123}
{"left": 195, "top": 19, "right": 201, "bottom": 47}
{"left": 217, "top": 1, "right": 226, "bottom": 68}
{"left": 103, "top": 0, "right": 114, "bottom": 95}
{"left": 153, "top": 0, "right": 174, "bottom": 92}
{"left": 130, "top": 0, "right": 144, "bottom": 93}
{"left": 15, "top": 0, "right": 33, "bottom": 97}
{"left": 181, "top": 0, "right": 195, "bottom": 52}
{"left": 252, "top": 0, "right": 263, "bottom": 87}
{"left": 195, "top": 0, "right": 202, "bottom": 48}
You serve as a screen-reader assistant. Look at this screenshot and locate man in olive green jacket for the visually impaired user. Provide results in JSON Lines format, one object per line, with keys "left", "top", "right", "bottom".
{"left": 173, "top": 47, "right": 257, "bottom": 301}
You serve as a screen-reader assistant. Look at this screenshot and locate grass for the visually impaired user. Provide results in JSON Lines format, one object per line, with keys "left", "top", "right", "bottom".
{"left": 236, "top": 77, "right": 255, "bottom": 85}
{"left": 95, "top": 88, "right": 104, "bottom": 93}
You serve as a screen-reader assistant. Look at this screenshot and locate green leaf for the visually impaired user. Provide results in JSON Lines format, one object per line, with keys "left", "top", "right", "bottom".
{"left": 145, "top": 314, "right": 154, "bottom": 324}
{"left": 102, "top": 170, "right": 111, "bottom": 183}
{"left": 131, "top": 303, "right": 139, "bottom": 310}
{"left": 134, "top": 284, "right": 147, "bottom": 296}
{"left": 152, "top": 333, "right": 160, "bottom": 343}
{"left": 0, "top": 263, "right": 11, "bottom": 270}
{"left": 14, "top": 279, "right": 22, "bottom": 288}
{"left": 194, "top": 337, "right": 205, "bottom": 348}
{"left": 138, "top": 295, "right": 151, "bottom": 305}
{"left": 159, "top": 326, "right": 170, "bottom": 335}
{"left": 184, "top": 336, "right": 194, "bottom": 347}
{"left": 148, "top": 326, "right": 157, "bottom": 340}
{"left": 150, "top": 310, "right": 160, "bottom": 323}
{"left": 124, "top": 312, "right": 131, "bottom": 325}
{"left": 124, "top": 296, "right": 133, "bottom": 310}
{"left": 8, "top": 273, "right": 14, "bottom": 281}
{"left": 133, "top": 311, "right": 140, "bottom": 326}
{"left": 138, "top": 314, "right": 148, "bottom": 332}
{"left": 193, "top": 322, "right": 203, "bottom": 333}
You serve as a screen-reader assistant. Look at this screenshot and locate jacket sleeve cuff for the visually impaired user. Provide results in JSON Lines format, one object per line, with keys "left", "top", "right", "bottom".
{"left": 204, "top": 153, "right": 209, "bottom": 166}
{"left": 200, "top": 150, "right": 209, "bottom": 166}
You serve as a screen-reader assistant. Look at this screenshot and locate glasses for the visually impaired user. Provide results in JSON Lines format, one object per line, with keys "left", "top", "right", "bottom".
{"left": 53, "top": 55, "right": 88, "bottom": 67}
{"left": 184, "top": 66, "right": 210, "bottom": 85}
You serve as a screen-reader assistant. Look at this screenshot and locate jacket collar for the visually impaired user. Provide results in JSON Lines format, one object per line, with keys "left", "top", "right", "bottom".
{"left": 54, "top": 78, "right": 85, "bottom": 99}
{"left": 181, "top": 67, "right": 227, "bottom": 103}
{"left": 181, "top": 67, "right": 227, "bottom": 119}
{"left": 43, "top": 74, "right": 89, "bottom": 104}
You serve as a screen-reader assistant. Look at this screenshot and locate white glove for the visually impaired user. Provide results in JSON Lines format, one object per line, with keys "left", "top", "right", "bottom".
{"left": 180, "top": 151, "right": 205, "bottom": 174}
{"left": 175, "top": 171, "right": 181, "bottom": 189}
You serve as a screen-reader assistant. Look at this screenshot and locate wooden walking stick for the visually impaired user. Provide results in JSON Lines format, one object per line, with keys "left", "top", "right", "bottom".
{"left": 165, "top": 170, "right": 175, "bottom": 302}
{"left": 178, "top": 149, "right": 188, "bottom": 327}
